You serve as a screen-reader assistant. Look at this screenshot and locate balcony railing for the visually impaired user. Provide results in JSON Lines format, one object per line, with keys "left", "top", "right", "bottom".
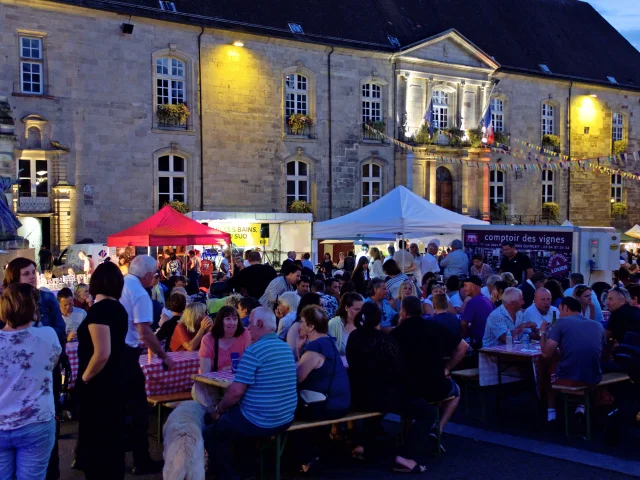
{"left": 362, "top": 123, "right": 387, "bottom": 142}
{"left": 491, "top": 214, "right": 560, "bottom": 226}
{"left": 17, "top": 195, "right": 52, "bottom": 213}
{"left": 285, "top": 123, "right": 317, "bottom": 139}
{"left": 153, "top": 120, "right": 191, "bottom": 130}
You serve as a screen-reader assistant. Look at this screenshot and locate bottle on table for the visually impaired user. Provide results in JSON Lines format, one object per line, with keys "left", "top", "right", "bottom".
{"left": 506, "top": 330, "right": 513, "bottom": 350}
{"left": 523, "top": 332, "right": 530, "bottom": 347}
{"left": 551, "top": 310, "right": 557, "bottom": 326}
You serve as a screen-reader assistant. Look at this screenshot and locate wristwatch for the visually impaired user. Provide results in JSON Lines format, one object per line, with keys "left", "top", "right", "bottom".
{"left": 540, "top": 331, "right": 547, "bottom": 336}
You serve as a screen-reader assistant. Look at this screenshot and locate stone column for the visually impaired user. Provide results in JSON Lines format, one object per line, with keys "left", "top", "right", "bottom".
{"left": 482, "top": 163, "right": 490, "bottom": 220}
{"left": 52, "top": 185, "right": 75, "bottom": 252}
{"left": 429, "top": 160, "right": 437, "bottom": 203}
{"left": 396, "top": 73, "right": 407, "bottom": 140}
{"left": 405, "top": 152, "right": 414, "bottom": 192}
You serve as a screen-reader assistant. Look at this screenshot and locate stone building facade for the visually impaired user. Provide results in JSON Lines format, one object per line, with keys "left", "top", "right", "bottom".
{"left": 0, "top": 0, "right": 639, "bottom": 252}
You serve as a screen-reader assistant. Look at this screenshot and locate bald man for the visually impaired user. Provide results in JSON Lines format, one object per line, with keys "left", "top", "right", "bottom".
{"left": 523, "top": 288, "right": 559, "bottom": 331}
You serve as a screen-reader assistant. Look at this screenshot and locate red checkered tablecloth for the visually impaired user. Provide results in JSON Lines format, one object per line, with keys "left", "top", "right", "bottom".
{"left": 479, "top": 344, "right": 542, "bottom": 390}
{"left": 65, "top": 342, "right": 196, "bottom": 396}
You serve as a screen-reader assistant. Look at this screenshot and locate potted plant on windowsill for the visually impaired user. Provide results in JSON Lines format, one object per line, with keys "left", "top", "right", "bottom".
{"left": 541, "top": 202, "right": 560, "bottom": 221}
{"left": 157, "top": 103, "right": 190, "bottom": 128}
{"left": 288, "top": 200, "right": 313, "bottom": 213}
{"left": 163, "top": 200, "right": 191, "bottom": 214}
{"left": 541, "top": 134, "right": 561, "bottom": 154}
{"left": 491, "top": 202, "right": 508, "bottom": 221}
{"left": 611, "top": 202, "right": 627, "bottom": 219}
{"left": 363, "top": 120, "right": 386, "bottom": 141}
{"left": 287, "top": 114, "right": 314, "bottom": 136}
{"left": 613, "top": 140, "right": 627, "bottom": 156}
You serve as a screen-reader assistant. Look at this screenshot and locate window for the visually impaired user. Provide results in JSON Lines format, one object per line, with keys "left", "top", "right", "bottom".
{"left": 285, "top": 74, "right": 308, "bottom": 117}
{"left": 387, "top": 36, "right": 401, "bottom": 48}
{"left": 286, "top": 160, "right": 308, "bottom": 207}
{"left": 20, "top": 37, "right": 43, "bottom": 94}
{"left": 362, "top": 162, "right": 382, "bottom": 206}
{"left": 288, "top": 23, "right": 304, "bottom": 34}
{"left": 491, "top": 98, "right": 504, "bottom": 132}
{"left": 156, "top": 57, "right": 185, "bottom": 106}
{"left": 542, "top": 103, "right": 554, "bottom": 135}
{"left": 489, "top": 170, "right": 504, "bottom": 206}
{"left": 541, "top": 169, "right": 554, "bottom": 203}
{"left": 18, "top": 159, "right": 48, "bottom": 197}
{"left": 26, "top": 126, "right": 42, "bottom": 149}
{"left": 158, "top": 154, "right": 186, "bottom": 207}
{"left": 361, "top": 83, "right": 382, "bottom": 123}
{"left": 538, "top": 63, "right": 551, "bottom": 73}
{"left": 432, "top": 90, "right": 449, "bottom": 130}
{"left": 611, "top": 174, "right": 623, "bottom": 203}
{"left": 158, "top": 1, "right": 176, "bottom": 11}
{"left": 612, "top": 113, "right": 624, "bottom": 142}
{"left": 607, "top": 76, "right": 617, "bottom": 85}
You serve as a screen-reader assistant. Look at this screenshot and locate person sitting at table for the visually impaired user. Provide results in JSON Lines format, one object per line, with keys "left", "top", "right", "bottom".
{"left": 564, "top": 272, "right": 604, "bottom": 322}
{"left": 204, "top": 307, "right": 297, "bottom": 480}
{"left": 393, "top": 279, "right": 418, "bottom": 311}
{"left": 346, "top": 302, "right": 430, "bottom": 473}
{"left": 58, "top": 287, "right": 87, "bottom": 342}
{"left": 392, "top": 296, "right": 468, "bottom": 452}
{"left": 328, "top": 292, "right": 364, "bottom": 355}
{"left": 74, "top": 283, "right": 93, "bottom": 313}
{"left": 286, "top": 293, "right": 322, "bottom": 360}
{"left": 199, "top": 306, "right": 252, "bottom": 373}
{"left": 155, "top": 292, "right": 187, "bottom": 351}
{"left": 540, "top": 296, "right": 606, "bottom": 424}
{"left": 311, "top": 280, "right": 339, "bottom": 319}
{"left": 150, "top": 272, "right": 166, "bottom": 306}
{"left": 491, "top": 280, "right": 508, "bottom": 308}
{"left": 275, "top": 291, "right": 301, "bottom": 340}
{"left": 429, "top": 293, "right": 461, "bottom": 337}
{"left": 295, "top": 305, "right": 351, "bottom": 473}
{"left": 544, "top": 279, "right": 564, "bottom": 309}
{"left": 170, "top": 303, "right": 213, "bottom": 352}
{"left": 422, "top": 282, "right": 457, "bottom": 316}
{"left": 365, "top": 278, "right": 398, "bottom": 331}
{"left": 523, "top": 287, "right": 560, "bottom": 329}
{"left": 482, "top": 287, "right": 538, "bottom": 348}
{"left": 572, "top": 284, "right": 596, "bottom": 320}
{"left": 519, "top": 271, "right": 547, "bottom": 309}
{"left": 237, "top": 296, "right": 260, "bottom": 327}
{"left": 160, "top": 287, "right": 189, "bottom": 326}
{"left": 470, "top": 254, "right": 493, "bottom": 283}
{"left": 383, "top": 259, "right": 410, "bottom": 300}
{"left": 76, "top": 261, "right": 129, "bottom": 479}
{"left": 445, "top": 276, "right": 464, "bottom": 314}
{"left": 0, "top": 283, "right": 62, "bottom": 480}
{"left": 460, "top": 276, "right": 494, "bottom": 349}
{"left": 259, "top": 263, "right": 301, "bottom": 311}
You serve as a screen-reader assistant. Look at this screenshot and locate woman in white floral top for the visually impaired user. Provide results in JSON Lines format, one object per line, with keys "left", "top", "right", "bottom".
{"left": 0, "top": 283, "right": 61, "bottom": 479}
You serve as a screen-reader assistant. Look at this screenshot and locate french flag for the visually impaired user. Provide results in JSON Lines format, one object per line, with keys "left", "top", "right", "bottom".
{"left": 424, "top": 99, "right": 435, "bottom": 138}
{"left": 482, "top": 102, "right": 494, "bottom": 145}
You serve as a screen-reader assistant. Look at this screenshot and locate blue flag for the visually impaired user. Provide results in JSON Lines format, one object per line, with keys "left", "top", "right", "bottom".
{"left": 423, "top": 99, "right": 435, "bottom": 137}
{"left": 482, "top": 102, "right": 494, "bottom": 145}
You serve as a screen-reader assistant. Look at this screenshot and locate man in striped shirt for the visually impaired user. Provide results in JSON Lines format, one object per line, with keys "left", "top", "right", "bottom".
{"left": 204, "top": 307, "right": 297, "bottom": 479}
{"left": 259, "top": 263, "right": 301, "bottom": 310}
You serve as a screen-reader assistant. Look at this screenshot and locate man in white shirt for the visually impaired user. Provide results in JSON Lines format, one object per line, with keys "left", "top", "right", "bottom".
{"left": 409, "top": 243, "right": 423, "bottom": 284}
{"left": 393, "top": 240, "right": 415, "bottom": 275}
{"left": 523, "top": 288, "right": 559, "bottom": 328}
{"left": 355, "top": 244, "right": 370, "bottom": 266}
{"left": 120, "top": 255, "right": 173, "bottom": 474}
{"left": 421, "top": 242, "right": 440, "bottom": 275}
{"left": 57, "top": 288, "right": 86, "bottom": 341}
{"left": 383, "top": 245, "right": 395, "bottom": 264}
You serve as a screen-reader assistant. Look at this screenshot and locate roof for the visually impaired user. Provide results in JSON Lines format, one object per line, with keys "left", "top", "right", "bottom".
{"left": 107, "top": 205, "right": 231, "bottom": 246}
{"left": 49, "top": 0, "right": 640, "bottom": 90}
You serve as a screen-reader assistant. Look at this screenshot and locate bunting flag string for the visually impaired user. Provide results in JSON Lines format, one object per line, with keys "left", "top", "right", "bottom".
{"left": 362, "top": 123, "right": 640, "bottom": 182}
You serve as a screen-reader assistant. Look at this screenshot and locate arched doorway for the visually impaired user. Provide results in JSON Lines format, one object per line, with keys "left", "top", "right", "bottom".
{"left": 436, "top": 166, "right": 453, "bottom": 210}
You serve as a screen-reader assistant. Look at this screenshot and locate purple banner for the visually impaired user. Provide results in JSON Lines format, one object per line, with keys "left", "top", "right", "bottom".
{"left": 463, "top": 229, "right": 573, "bottom": 253}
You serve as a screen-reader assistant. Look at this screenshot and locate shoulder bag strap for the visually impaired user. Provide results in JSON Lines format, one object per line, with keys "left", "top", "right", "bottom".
{"left": 324, "top": 341, "right": 339, "bottom": 397}
{"left": 213, "top": 336, "right": 220, "bottom": 372}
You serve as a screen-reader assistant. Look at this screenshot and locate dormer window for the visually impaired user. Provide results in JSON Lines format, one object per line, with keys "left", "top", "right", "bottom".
{"left": 607, "top": 76, "right": 617, "bottom": 84}
{"left": 159, "top": 1, "right": 177, "bottom": 12}
{"left": 288, "top": 23, "right": 304, "bottom": 34}
{"left": 538, "top": 64, "right": 551, "bottom": 74}
{"left": 387, "top": 36, "right": 401, "bottom": 48}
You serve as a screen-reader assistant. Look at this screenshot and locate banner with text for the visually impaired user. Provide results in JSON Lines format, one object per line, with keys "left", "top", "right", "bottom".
{"left": 210, "top": 223, "right": 268, "bottom": 247}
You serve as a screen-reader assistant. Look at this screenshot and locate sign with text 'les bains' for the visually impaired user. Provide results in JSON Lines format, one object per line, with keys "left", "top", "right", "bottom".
{"left": 210, "top": 223, "right": 268, "bottom": 247}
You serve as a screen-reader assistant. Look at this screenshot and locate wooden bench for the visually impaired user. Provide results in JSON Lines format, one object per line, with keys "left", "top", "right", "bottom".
{"left": 147, "top": 392, "right": 193, "bottom": 442}
{"left": 451, "top": 368, "right": 487, "bottom": 422}
{"left": 552, "top": 372, "right": 631, "bottom": 440}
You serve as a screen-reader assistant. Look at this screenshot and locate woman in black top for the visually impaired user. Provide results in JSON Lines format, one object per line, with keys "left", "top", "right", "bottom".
{"left": 352, "top": 256, "right": 370, "bottom": 296}
{"left": 320, "top": 253, "right": 334, "bottom": 275}
{"left": 346, "top": 302, "right": 430, "bottom": 474}
{"left": 76, "top": 262, "right": 128, "bottom": 479}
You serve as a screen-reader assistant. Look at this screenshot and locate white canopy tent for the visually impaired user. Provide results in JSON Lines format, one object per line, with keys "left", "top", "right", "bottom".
{"left": 313, "top": 185, "right": 489, "bottom": 240}
{"left": 624, "top": 224, "right": 640, "bottom": 240}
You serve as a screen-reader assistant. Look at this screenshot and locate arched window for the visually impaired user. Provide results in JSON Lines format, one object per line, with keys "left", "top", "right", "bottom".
{"left": 26, "top": 126, "right": 42, "bottom": 149}
{"left": 361, "top": 83, "right": 382, "bottom": 123}
{"left": 286, "top": 160, "right": 309, "bottom": 207}
{"left": 157, "top": 154, "right": 186, "bottom": 207}
{"left": 611, "top": 173, "right": 623, "bottom": 203}
{"left": 432, "top": 90, "right": 449, "bottom": 130}
{"left": 612, "top": 113, "right": 624, "bottom": 142}
{"left": 541, "top": 169, "right": 554, "bottom": 203}
{"left": 542, "top": 103, "right": 554, "bottom": 135}
{"left": 491, "top": 98, "right": 504, "bottom": 133}
{"left": 362, "top": 162, "right": 382, "bottom": 206}
{"left": 156, "top": 57, "right": 185, "bottom": 105}
{"left": 489, "top": 170, "right": 505, "bottom": 205}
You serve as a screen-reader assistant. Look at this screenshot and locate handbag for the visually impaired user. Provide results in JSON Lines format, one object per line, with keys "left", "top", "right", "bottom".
{"left": 296, "top": 341, "right": 338, "bottom": 420}
{"left": 192, "top": 337, "right": 221, "bottom": 409}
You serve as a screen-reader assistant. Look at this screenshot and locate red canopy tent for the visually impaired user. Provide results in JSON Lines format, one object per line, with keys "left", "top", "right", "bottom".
{"left": 107, "top": 205, "right": 230, "bottom": 246}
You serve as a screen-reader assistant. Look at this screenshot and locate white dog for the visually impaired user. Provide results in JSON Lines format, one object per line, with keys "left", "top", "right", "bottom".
{"left": 162, "top": 400, "right": 207, "bottom": 480}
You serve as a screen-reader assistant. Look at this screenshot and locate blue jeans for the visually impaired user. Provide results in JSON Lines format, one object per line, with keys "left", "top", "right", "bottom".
{"left": 0, "top": 419, "right": 56, "bottom": 480}
{"left": 204, "top": 407, "right": 291, "bottom": 480}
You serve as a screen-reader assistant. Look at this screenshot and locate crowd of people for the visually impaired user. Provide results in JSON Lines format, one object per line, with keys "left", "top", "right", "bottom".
{"left": 0, "top": 238, "right": 639, "bottom": 479}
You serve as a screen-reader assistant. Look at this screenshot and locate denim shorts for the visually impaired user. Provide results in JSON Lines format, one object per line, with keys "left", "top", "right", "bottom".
{"left": 446, "top": 379, "right": 461, "bottom": 399}
{"left": 0, "top": 418, "right": 56, "bottom": 480}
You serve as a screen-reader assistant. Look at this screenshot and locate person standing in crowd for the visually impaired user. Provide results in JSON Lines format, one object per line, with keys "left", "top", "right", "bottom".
{"left": 620, "top": 244, "right": 633, "bottom": 265}
{"left": 460, "top": 275, "right": 494, "bottom": 349}
{"left": 228, "top": 251, "right": 277, "bottom": 300}
{"left": 150, "top": 272, "right": 166, "bottom": 305}
{"left": 343, "top": 250, "right": 356, "bottom": 273}
{"left": 365, "top": 278, "right": 398, "bottom": 330}
{"left": 282, "top": 251, "right": 297, "bottom": 268}
{"left": 57, "top": 287, "right": 87, "bottom": 342}
{"left": 302, "top": 253, "right": 314, "bottom": 271}
{"left": 295, "top": 259, "right": 315, "bottom": 284}
{"left": 385, "top": 245, "right": 395, "bottom": 264}
{"left": 39, "top": 244, "right": 53, "bottom": 273}
{"left": 520, "top": 272, "right": 547, "bottom": 309}
{"left": 232, "top": 255, "right": 245, "bottom": 277}
{"left": 368, "top": 247, "right": 385, "bottom": 279}
{"left": 320, "top": 253, "right": 335, "bottom": 275}
{"left": 564, "top": 272, "right": 604, "bottom": 323}
{"left": 483, "top": 288, "right": 537, "bottom": 348}
{"left": 383, "top": 259, "right": 410, "bottom": 300}
{"left": 439, "top": 240, "right": 469, "bottom": 279}
{"left": 328, "top": 292, "right": 364, "bottom": 355}
{"left": 259, "top": 263, "right": 301, "bottom": 311}
{"left": 170, "top": 303, "right": 212, "bottom": 352}
{"left": 3, "top": 257, "right": 66, "bottom": 479}
{"left": 422, "top": 242, "right": 440, "bottom": 275}
{"left": 523, "top": 288, "right": 559, "bottom": 328}
{"left": 540, "top": 297, "right": 606, "bottom": 424}
{"left": 470, "top": 254, "right": 493, "bottom": 283}
{"left": 74, "top": 283, "right": 94, "bottom": 313}
{"left": 355, "top": 244, "right": 370, "bottom": 266}
{"left": 204, "top": 307, "right": 297, "bottom": 480}
{"left": 0, "top": 283, "right": 61, "bottom": 480}
{"left": 499, "top": 241, "right": 534, "bottom": 285}
{"left": 120, "top": 255, "right": 173, "bottom": 474}
{"left": 75, "top": 262, "right": 128, "bottom": 479}
{"left": 187, "top": 250, "right": 201, "bottom": 295}
{"left": 78, "top": 250, "right": 93, "bottom": 275}
{"left": 336, "top": 252, "right": 345, "bottom": 270}
{"left": 296, "top": 275, "right": 311, "bottom": 297}
{"left": 352, "top": 256, "right": 370, "bottom": 296}
{"left": 409, "top": 243, "right": 423, "bottom": 284}
{"left": 393, "top": 240, "right": 415, "bottom": 275}
{"left": 393, "top": 296, "right": 468, "bottom": 451}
